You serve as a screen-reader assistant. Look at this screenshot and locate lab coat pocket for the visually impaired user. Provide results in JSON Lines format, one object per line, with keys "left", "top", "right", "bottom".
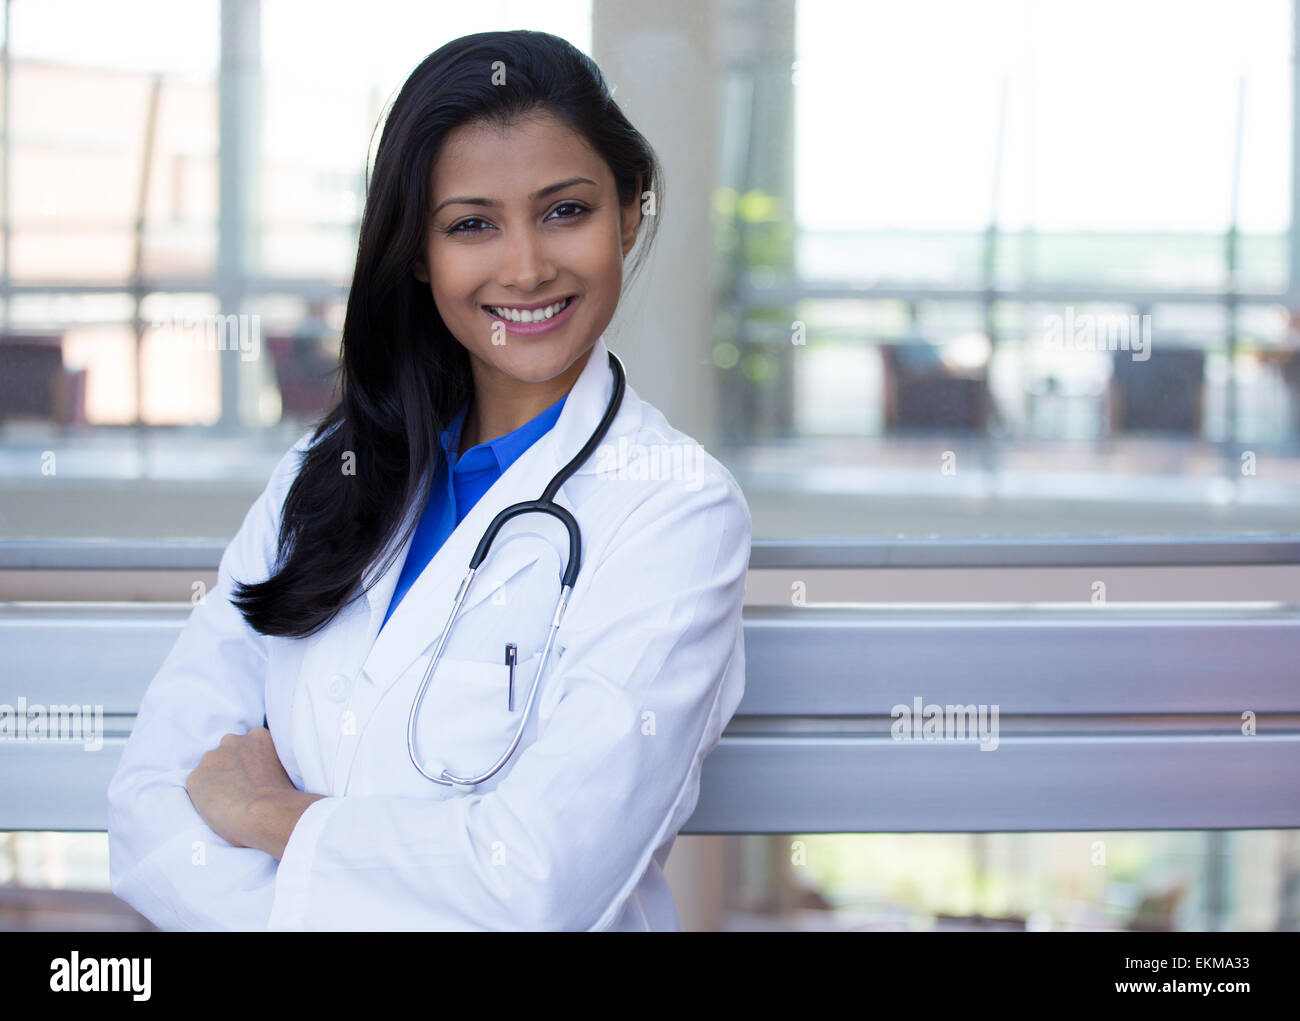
{"left": 410, "top": 652, "right": 538, "bottom": 786}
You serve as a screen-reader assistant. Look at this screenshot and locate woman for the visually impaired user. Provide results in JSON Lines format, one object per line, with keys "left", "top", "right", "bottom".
{"left": 106, "top": 29, "right": 751, "bottom": 931}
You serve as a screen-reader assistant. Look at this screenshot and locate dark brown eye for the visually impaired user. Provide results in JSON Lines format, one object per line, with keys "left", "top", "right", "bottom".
{"left": 548, "top": 203, "right": 589, "bottom": 221}
{"left": 447, "top": 217, "right": 490, "bottom": 235}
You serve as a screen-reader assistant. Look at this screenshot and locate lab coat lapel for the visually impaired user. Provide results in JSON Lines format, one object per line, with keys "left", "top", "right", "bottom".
{"left": 358, "top": 334, "right": 629, "bottom": 695}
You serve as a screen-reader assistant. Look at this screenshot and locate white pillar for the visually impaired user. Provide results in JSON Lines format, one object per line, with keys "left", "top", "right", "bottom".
{"left": 218, "top": 0, "right": 261, "bottom": 428}
{"left": 592, "top": 0, "right": 721, "bottom": 452}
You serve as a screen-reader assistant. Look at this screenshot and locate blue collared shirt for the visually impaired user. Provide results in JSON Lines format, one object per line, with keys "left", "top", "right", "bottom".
{"left": 379, "top": 392, "right": 568, "bottom": 630}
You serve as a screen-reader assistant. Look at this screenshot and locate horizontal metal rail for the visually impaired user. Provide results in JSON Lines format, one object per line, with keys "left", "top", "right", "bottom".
{"left": 2, "top": 536, "right": 1299, "bottom": 570}
{"left": 2, "top": 601, "right": 1298, "bottom": 832}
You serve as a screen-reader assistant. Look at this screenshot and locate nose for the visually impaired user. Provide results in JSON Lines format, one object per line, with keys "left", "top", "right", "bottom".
{"left": 497, "top": 224, "right": 557, "bottom": 293}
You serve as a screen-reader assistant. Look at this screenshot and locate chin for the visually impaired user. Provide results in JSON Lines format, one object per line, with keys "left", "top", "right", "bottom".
{"left": 491, "top": 341, "right": 589, "bottom": 380}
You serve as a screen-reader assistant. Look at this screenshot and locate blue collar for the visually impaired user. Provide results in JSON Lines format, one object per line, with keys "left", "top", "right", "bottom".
{"left": 438, "top": 392, "right": 568, "bottom": 475}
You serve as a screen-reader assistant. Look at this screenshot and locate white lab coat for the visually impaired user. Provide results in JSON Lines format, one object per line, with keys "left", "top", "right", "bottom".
{"left": 106, "top": 335, "right": 751, "bottom": 931}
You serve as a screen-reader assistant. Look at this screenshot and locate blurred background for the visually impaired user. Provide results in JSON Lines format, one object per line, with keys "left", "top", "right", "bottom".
{"left": 1, "top": 0, "right": 1298, "bottom": 931}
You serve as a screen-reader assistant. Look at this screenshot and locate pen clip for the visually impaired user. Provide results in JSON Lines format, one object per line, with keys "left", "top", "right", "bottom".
{"left": 505, "top": 642, "right": 517, "bottom": 712}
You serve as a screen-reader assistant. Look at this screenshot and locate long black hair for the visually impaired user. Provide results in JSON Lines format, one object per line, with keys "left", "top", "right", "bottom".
{"left": 233, "top": 30, "right": 664, "bottom": 637}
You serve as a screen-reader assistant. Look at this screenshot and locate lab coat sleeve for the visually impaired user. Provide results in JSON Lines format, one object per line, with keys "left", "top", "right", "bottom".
{"left": 267, "top": 469, "right": 752, "bottom": 930}
{"left": 106, "top": 433, "right": 311, "bottom": 931}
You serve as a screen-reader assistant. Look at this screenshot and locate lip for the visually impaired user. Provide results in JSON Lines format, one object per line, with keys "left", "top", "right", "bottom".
{"left": 481, "top": 295, "right": 579, "bottom": 337}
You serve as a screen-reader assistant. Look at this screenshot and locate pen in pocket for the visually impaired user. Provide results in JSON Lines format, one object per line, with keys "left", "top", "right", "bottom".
{"left": 505, "top": 642, "right": 517, "bottom": 712}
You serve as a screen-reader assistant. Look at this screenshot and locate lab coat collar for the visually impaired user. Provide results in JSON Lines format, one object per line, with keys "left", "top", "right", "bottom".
{"left": 439, "top": 391, "right": 568, "bottom": 475}
{"left": 355, "top": 333, "right": 639, "bottom": 692}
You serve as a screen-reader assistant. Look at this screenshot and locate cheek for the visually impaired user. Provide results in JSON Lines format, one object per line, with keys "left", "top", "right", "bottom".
{"left": 589, "top": 248, "right": 625, "bottom": 295}
{"left": 428, "top": 260, "right": 484, "bottom": 309}
{"left": 428, "top": 238, "right": 477, "bottom": 279}
{"left": 564, "top": 232, "right": 622, "bottom": 284}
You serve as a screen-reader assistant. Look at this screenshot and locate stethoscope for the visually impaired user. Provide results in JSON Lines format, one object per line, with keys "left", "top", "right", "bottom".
{"left": 407, "top": 350, "right": 626, "bottom": 789}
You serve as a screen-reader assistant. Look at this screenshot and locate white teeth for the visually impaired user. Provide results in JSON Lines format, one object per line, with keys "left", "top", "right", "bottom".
{"left": 486, "top": 297, "right": 571, "bottom": 323}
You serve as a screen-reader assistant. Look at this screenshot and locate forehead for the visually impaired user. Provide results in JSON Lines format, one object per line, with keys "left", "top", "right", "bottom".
{"left": 429, "top": 113, "right": 608, "bottom": 197}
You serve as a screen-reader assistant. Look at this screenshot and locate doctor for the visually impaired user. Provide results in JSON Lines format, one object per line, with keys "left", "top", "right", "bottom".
{"left": 106, "top": 29, "right": 751, "bottom": 931}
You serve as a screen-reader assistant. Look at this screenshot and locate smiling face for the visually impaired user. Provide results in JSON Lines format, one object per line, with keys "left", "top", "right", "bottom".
{"left": 414, "top": 110, "right": 642, "bottom": 435}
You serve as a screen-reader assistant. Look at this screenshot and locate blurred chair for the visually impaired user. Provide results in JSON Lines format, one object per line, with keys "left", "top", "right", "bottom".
{"left": 0, "top": 333, "right": 86, "bottom": 426}
{"left": 1268, "top": 347, "right": 1300, "bottom": 447}
{"left": 1109, "top": 348, "right": 1204, "bottom": 434}
{"left": 880, "top": 340, "right": 989, "bottom": 431}
{"left": 266, "top": 331, "right": 340, "bottom": 422}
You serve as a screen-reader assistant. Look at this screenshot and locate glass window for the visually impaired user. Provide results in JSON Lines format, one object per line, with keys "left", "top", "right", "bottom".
{"left": 714, "top": 0, "right": 1300, "bottom": 538}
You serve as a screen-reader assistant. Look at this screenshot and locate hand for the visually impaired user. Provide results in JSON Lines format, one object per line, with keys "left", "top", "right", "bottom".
{"left": 186, "top": 727, "right": 296, "bottom": 852}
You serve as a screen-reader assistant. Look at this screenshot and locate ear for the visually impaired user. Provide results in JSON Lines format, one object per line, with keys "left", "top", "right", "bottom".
{"left": 412, "top": 260, "right": 429, "bottom": 284}
{"left": 620, "top": 174, "right": 645, "bottom": 256}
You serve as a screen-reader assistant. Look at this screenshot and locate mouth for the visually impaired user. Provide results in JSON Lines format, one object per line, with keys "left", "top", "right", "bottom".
{"left": 480, "top": 294, "right": 579, "bottom": 336}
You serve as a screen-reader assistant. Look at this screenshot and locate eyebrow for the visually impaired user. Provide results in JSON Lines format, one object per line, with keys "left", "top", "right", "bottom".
{"left": 431, "top": 176, "right": 598, "bottom": 216}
